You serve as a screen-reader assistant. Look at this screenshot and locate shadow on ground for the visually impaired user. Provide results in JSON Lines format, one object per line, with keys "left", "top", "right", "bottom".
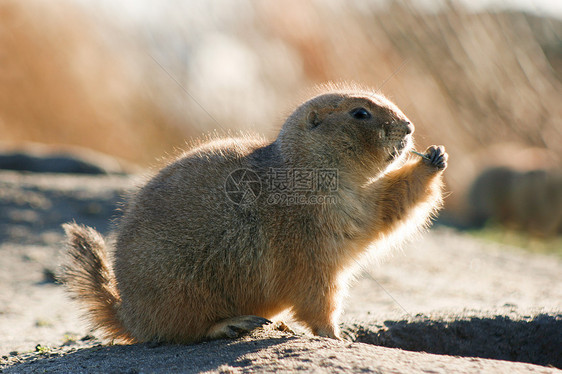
{"left": 344, "top": 313, "right": 562, "bottom": 369}
{"left": 3, "top": 313, "right": 560, "bottom": 372}
{"left": 2, "top": 336, "right": 294, "bottom": 373}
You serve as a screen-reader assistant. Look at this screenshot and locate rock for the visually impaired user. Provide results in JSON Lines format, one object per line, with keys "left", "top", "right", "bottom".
{"left": 0, "top": 142, "right": 140, "bottom": 175}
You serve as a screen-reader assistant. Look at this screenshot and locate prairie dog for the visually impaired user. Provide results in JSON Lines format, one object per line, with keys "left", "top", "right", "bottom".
{"left": 62, "top": 86, "right": 448, "bottom": 343}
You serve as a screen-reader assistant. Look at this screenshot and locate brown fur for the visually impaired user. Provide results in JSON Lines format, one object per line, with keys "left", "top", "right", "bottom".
{"left": 61, "top": 87, "right": 447, "bottom": 343}
{"left": 61, "top": 224, "right": 132, "bottom": 341}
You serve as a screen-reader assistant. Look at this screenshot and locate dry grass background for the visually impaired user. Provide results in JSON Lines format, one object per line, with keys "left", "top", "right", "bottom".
{"left": 1, "top": 0, "right": 561, "bottom": 234}
{"left": 0, "top": 0, "right": 186, "bottom": 164}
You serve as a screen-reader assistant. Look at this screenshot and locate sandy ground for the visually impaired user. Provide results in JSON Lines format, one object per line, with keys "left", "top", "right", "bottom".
{"left": 0, "top": 170, "right": 560, "bottom": 373}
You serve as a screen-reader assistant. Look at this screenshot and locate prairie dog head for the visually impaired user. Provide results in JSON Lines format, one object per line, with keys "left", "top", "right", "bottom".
{"left": 277, "top": 90, "right": 414, "bottom": 181}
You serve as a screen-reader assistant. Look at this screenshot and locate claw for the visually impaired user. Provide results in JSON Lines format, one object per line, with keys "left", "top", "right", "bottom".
{"left": 419, "top": 145, "right": 448, "bottom": 170}
{"left": 206, "top": 315, "right": 272, "bottom": 340}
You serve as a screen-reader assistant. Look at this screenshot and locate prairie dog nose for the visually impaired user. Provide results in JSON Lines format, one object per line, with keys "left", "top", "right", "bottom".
{"left": 405, "top": 121, "right": 414, "bottom": 134}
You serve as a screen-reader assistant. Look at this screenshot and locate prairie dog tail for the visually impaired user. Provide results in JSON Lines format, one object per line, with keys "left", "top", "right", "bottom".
{"left": 61, "top": 223, "right": 132, "bottom": 342}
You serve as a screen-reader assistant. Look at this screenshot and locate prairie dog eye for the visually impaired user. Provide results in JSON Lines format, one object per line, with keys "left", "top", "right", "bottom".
{"left": 349, "top": 107, "right": 371, "bottom": 120}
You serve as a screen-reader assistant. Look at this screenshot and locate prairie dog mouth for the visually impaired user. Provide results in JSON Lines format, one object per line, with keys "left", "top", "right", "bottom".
{"left": 386, "top": 137, "right": 412, "bottom": 161}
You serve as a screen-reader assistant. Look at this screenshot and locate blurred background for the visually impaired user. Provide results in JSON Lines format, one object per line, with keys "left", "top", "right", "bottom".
{"left": 1, "top": 0, "right": 561, "bottom": 246}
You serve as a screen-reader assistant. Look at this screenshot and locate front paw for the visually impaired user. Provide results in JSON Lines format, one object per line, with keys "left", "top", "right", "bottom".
{"left": 423, "top": 145, "right": 448, "bottom": 170}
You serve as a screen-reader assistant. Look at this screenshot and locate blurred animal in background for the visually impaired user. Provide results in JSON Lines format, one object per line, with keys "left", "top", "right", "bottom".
{"left": 469, "top": 168, "right": 562, "bottom": 236}
{"left": 466, "top": 144, "right": 562, "bottom": 237}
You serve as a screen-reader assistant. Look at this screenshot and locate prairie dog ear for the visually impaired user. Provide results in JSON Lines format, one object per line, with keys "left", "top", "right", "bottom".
{"left": 306, "top": 106, "right": 335, "bottom": 129}
{"left": 307, "top": 110, "right": 321, "bottom": 128}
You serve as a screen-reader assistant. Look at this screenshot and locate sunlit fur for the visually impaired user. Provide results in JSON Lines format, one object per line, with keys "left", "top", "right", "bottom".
{"left": 61, "top": 87, "right": 446, "bottom": 343}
